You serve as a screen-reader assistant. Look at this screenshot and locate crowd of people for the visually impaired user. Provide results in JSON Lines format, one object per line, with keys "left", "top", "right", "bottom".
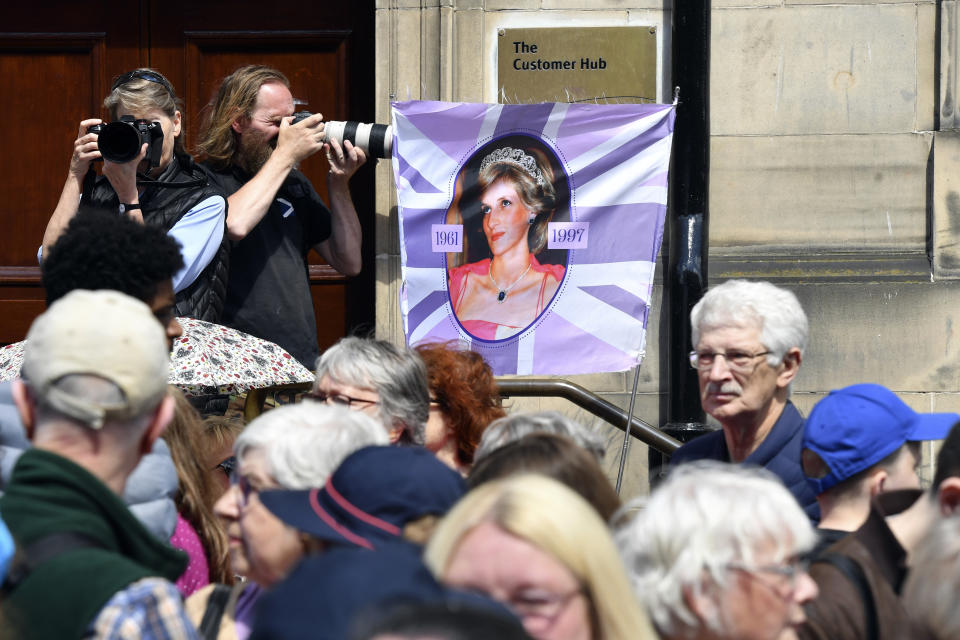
{"left": 0, "top": 64, "right": 955, "bottom": 640}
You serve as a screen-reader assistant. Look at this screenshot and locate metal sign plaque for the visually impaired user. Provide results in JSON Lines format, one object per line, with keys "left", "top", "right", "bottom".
{"left": 497, "top": 27, "right": 658, "bottom": 104}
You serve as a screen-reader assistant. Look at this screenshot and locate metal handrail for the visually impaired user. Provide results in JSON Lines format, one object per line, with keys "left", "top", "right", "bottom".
{"left": 241, "top": 377, "right": 681, "bottom": 456}
{"left": 496, "top": 378, "right": 681, "bottom": 455}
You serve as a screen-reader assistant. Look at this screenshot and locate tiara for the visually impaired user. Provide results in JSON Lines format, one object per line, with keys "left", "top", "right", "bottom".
{"left": 479, "top": 147, "right": 545, "bottom": 187}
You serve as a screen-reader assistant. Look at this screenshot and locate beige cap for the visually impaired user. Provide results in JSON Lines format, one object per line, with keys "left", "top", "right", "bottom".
{"left": 22, "top": 289, "right": 169, "bottom": 429}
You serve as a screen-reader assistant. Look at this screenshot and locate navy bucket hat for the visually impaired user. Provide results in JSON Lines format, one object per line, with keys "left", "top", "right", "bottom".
{"left": 259, "top": 445, "right": 466, "bottom": 549}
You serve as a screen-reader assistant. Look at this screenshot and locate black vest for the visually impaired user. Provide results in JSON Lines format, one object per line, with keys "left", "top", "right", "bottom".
{"left": 84, "top": 153, "right": 230, "bottom": 322}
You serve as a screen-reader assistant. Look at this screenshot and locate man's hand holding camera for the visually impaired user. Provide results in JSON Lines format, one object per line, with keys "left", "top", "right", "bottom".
{"left": 325, "top": 138, "right": 366, "bottom": 185}
{"left": 274, "top": 112, "right": 327, "bottom": 168}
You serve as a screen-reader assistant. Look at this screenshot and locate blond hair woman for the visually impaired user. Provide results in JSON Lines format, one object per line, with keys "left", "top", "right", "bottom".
{"left": 425, "top": 474, "right": 656, "bottom": 640}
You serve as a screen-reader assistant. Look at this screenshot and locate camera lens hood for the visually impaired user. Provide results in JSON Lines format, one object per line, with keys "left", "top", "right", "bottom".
{"left": 97, "top": 121, "right": 145, "bottom": 164}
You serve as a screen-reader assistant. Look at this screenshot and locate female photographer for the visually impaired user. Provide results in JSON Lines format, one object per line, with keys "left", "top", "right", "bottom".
{"left": 42, "top": 68, "right": 228, "bottom": 322}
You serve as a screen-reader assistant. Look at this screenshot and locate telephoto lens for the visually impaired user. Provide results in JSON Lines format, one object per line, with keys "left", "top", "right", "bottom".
{"left": 291, "top": 111, "right": 393, "bottom": 159}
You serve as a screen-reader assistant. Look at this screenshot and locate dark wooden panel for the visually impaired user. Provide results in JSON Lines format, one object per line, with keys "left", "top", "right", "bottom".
{"left": 0, "top": 285, "right": 47, "bottom": 344}
{"left": 310, "top": 281, "right": 348, "bottom": 353}
{"left": 0, "top": 3, "right": 145, "bottom": 347}
{"left": 0, "top": 35, "right": 107, "bottom": 268}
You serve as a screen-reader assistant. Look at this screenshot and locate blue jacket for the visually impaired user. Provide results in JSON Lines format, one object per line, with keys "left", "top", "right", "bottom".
{"left": 670, "top": 401, "right": 820, "bottom": 523}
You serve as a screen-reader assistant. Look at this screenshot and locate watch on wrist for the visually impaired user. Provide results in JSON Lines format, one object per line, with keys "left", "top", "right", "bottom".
{"left": 118, "top": 203, "right": 141, "bottom": 214}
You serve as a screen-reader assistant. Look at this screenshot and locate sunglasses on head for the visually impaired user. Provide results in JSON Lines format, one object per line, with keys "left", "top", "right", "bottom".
{"left": 111, "top": 70, "right": 176, "bottom": 100}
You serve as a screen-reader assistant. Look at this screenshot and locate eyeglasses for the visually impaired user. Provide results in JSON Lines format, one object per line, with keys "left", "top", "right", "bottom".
{"left": 309, "top": 389, "right": 380, "bottom": 409}
{"left": 508, "top": 587, "right": 583, "bottom": 626}
{"left": 215, "top": 456, "right": 237, "bottom": 476}
{"left": 726, "top": 557, "right": 810, "bottom": 595}
{"left": 689, "top": 349, "right": 772, "bottom": 373}
{"left": 111, "top": 70, "right": 176, "bottom": 100}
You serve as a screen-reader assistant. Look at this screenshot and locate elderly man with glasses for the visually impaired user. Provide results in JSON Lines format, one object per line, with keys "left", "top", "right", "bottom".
{"left": 669, "top": 280, "right": 818, "bottom": 521}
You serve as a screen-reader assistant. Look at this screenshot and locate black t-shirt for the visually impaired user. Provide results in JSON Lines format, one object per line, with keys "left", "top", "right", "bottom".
{"left": 203, "top": 164, "right": 332, "bottom": 368}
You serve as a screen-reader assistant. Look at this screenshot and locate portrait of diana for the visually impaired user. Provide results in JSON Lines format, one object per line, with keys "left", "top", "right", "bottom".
{"left": 446, "top": 137, "right": 570, "bottom": 340}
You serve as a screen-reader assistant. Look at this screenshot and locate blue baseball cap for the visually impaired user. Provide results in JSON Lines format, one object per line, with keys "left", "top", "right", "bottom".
{"left": 259, "top": 445, "right": 466, "bottom": 550}
{"left": 803, "top": 383, "right": 960, "bottom": 495}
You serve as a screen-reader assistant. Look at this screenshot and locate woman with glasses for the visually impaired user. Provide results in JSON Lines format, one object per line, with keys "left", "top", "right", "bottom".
{"left": 616, "top": 462, "right": 818, "bottom": 640}
{"left": 41, "top": 68, "right": 229, "bottom": 322}
{"left": 425, "top": 474, "right": 657, "bottom": 640}
{"left": 185, "top": 402, "right": 386, "bottom": 640}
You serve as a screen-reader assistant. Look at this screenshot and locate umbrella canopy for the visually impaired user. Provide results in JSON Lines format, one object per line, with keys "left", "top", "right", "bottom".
{"left": 0, "top": 318, "right": 315, "bottom": 397}
{"left": 0, "top": 343, "right": 21, "bottom": 382}
{"left": 171, "top": 318, "right": 314, "bottom": 396}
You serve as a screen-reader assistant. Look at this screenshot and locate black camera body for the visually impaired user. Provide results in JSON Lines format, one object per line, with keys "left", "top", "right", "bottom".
{"left": 88, "top": 116, "right": 164, "bottom": 167}
{"left": 291, "top": 111, "right": 392, "bottom": 159}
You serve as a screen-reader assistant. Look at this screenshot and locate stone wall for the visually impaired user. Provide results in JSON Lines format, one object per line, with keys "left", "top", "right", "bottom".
{"left": 373, "top": 0, "right": 956, "bottom": 497}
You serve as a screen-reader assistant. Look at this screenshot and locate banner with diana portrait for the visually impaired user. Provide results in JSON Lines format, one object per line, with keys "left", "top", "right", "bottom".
{"left": 392, "top": 100, "right": 675, "bottom": 376}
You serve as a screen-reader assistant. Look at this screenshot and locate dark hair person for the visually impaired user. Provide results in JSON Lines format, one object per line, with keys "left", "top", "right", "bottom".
{"left": 448, "top": 146, "right": 564, "bottom": 340}
{"left": 414, "top": 341, "right": 505, "bottom": 474}
{"left": 42, "top": 205, "right": 184, "bottom": 349}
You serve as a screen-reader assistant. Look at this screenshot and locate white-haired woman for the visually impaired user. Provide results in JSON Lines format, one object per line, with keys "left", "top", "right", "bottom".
{"left": 616, "top": 462, "right": 818, "bottom": 640}
{"left": 185, "top": 402, "right": 387, "bottom": 640}
{"left": 425, "top": 474, "right": 656, "bottom": 640}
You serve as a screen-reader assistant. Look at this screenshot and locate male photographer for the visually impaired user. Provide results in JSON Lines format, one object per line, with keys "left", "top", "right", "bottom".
{"left": 196, "top": 65, "right": 365, "bottom": 367}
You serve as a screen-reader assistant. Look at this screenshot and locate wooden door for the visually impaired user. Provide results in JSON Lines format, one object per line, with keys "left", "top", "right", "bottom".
{"left": 0, "top": 2, "right": 375, "bottom": 349}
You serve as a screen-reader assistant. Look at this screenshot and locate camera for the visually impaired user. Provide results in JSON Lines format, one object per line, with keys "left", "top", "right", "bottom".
{"left": 291, "top": 111, "right": 393, "bottom": 159}
{"left": 88, "top": 116, "right": 164, "bottom": 167}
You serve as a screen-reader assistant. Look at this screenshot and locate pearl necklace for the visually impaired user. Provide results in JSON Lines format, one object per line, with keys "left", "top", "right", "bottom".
{"left": 489, "top": 260, "right": 532, "bottom": 303}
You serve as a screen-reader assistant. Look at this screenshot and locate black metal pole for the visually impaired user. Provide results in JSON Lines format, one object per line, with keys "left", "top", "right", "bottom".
{"left": 650, "top": 0, "right": 711, "bottom": 485}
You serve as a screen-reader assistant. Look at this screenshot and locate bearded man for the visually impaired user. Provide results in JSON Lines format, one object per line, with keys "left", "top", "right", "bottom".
{"left": 197, "top": 65, "right": 364, "bottom": 367}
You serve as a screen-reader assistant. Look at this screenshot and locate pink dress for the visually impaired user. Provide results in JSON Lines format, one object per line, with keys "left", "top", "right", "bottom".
{"left": 170, "top": 513, "right": 211, "bottom": 597}
{"left": 449, "top": 256, "right": 565, "bottom": 340}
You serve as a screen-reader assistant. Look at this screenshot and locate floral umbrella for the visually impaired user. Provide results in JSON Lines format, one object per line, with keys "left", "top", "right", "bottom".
{"left": 0, "top": 317, "right": 314, "bottom": 397}
{"left": 170, "top": 318, "right": 314, "bottom": 396}
{"left": 0, "top": 343, "right": 22, "bottom": 382}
